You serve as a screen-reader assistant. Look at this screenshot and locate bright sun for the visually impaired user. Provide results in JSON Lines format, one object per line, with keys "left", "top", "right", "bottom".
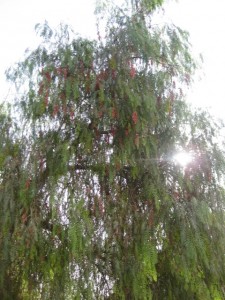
{"left": 173, "top": 152, "right": 193, "bottom": 167}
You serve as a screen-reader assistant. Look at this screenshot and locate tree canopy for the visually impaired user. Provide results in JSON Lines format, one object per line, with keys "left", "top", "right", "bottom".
{"left": 1, "top": 0, "right": 225, "bottom": 299}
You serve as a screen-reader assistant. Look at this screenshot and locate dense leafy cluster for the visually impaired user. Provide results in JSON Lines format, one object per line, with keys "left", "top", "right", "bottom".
{"left": 1, "top": 0, "right": 225, "bottom": 299}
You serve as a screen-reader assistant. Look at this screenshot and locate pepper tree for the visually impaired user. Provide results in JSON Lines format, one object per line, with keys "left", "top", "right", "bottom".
{"left": 1, "top": 0, "right": 225, "bottom": 299}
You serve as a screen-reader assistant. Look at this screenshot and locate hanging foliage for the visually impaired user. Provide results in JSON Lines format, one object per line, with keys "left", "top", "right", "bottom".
{"left": 1, "top": 0, "right": 225, "bottom": 299}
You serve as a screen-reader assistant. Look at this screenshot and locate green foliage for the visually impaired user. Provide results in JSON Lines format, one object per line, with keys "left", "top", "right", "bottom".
{"left": 1, "top": 0, "right": 225, "bottom": 299}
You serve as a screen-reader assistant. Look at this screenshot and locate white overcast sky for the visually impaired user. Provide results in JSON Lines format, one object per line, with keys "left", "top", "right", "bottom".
{"left": 0, "top": 0, "right": 225, "bottom": 119}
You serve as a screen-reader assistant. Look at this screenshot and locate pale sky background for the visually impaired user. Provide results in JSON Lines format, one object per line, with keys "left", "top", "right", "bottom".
{"left": 0, "top": 0, "right": 224, "bottom": 119}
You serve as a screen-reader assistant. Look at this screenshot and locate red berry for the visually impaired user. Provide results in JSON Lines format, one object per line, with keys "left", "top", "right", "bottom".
{"left": 132, "top": 111, "right": 138, "bottom": 124}
{"left": 130, "top": 65, "right": 136, "bottom": 78}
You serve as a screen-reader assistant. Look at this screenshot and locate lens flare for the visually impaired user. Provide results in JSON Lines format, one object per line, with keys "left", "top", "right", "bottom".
{"left": 173, "top": 152, "right": 193, "bottom": 167}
